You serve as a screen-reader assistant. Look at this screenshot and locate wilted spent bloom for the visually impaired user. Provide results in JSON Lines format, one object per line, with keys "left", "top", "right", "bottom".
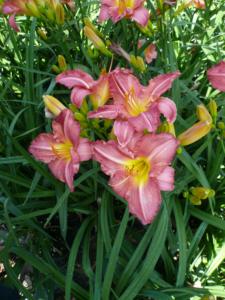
{"left": 178, "top": 104, "right": 212, "bottom": 146}
{"left": 99, "top": 0, "right": 149, "bottom": 27}
{"left": 2, "top": 0, "right": 66, "bottom": 31}
{"left": 43, "top": 95, "right": 66, "bottom": 118}
{"left": 84, "top": 25, "right": 112, "bottom": 57}
{"left": 189, "top": 187, "right": 215, "bottom": 205}
{"left": 138, "top": 40, "right": 157, "bottom": 64}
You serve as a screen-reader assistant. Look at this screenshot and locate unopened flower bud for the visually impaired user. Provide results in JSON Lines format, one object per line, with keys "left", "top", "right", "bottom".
{"left": 84, "top": 26, "right": 112, "bottom": 57}
{"left": 26, "top": 2, "right": 40, "bottom": 17}
{"left": 56, "top": 3, "right": 65, "bottom": 25}
{"left": 43, "top": 95, "right": 66, "bottom": 117}
{"left": 52, "top": 65, "right": 61, "bottom": 74}
{"left": 217, "top": 121, "right": 225, "bottom": 130}
{"left": 58, "top": 55, "right": 67, "bottom": 72}
{"left": 37, "top": 28, "right": 47, "bottom": 40}
{"left": 196, "top": 104, "right": 212, "bottom": 123}
{"left": 178, "top": 121, "right": 212, "bottom": 146}
{"left": 208, "top": 99, "right": 217, "bottom": 120}
{"left": 83, "top": 18, "right": 104, "bottom": 38}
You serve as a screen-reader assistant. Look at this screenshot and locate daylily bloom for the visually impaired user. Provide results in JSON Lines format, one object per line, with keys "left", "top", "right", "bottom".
{"left": 99, "top": 0, "right": 149, "bottom": 27}
{"left": 207, "top": 61, "right": 225, "bottom": 92}
{"left": 89, "top": 68, "right": 180, "bottom": 133}
{"left": 2, "top": 0, "right": 66, "bottom": 31}
{"left": 93, "top": 127, "right": 179, "bottom": 224}
{"left": 138, "top": 40, "right": 157, "bottom": 64}
{"left": 178, "top": 104, "right": 212, "bottom": 146}
{"left": 56, "top": 69, "right": 110, "bottom": 109}
{"left": 29, "top": 109, "right": 92, "bottom": 191}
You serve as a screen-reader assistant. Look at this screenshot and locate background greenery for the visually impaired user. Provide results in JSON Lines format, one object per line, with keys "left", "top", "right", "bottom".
{"left": 0, "top": 0, "right": 225, "bottom": 299}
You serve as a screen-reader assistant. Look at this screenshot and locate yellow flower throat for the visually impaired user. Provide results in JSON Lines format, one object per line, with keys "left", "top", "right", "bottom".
{"left": 52, "top": 140, "right": 73, "bottom": 161}
{"left": 125, "top": 157, "right": 150, "bottom": 185}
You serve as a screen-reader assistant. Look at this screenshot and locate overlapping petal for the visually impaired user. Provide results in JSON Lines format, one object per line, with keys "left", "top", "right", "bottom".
{"left": 128, "top": 179, "right": 161, "bottom": 225}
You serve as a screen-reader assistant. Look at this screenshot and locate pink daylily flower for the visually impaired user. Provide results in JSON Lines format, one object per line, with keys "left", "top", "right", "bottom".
{"left": 56, "top": 70, "right": 110, "bottom": 109}
{"left": 93, "top": 128, "right": 179, "bottom": 224}
{"left": 207, "top": 61, "right": 225, "bottom": 92}
{"left": 89, "top": 68, "right": 180, "bottom": 133}
{"left": 99, "top": 0, "right": 149, "bottom": 27}
{"left": 138, "top": 40, "right": 157, "bottom": 64}
{"left": 29, "top": 109, "right": 92, "bottom": 191}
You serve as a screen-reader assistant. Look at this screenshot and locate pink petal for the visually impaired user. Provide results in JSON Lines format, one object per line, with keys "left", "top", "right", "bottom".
{"left": 71, "top": 87, "right": 91, "bottom": 107}
{"left": 56, "top": 70, "right": 94, "bottom": 89}
{"left": 136, "top": 133, "right": 179, "bottom": 168}
{"left": 207, "top": 61, "right": 225, "bottom": 92}
{"left": 88, "top": 105, "right": 121, "bottom": 119}
{"left": 129, "top": 108, "right": 160, "bottom": 132}
{"left": 93, "top": 140, "right": 129, "bottom": 176}
{"left": 109, "top": 171, "right": 132, "bottom": 199}
{"left": 49, "top": 159, "right": 79, "bottom": 192}
{"left": 77, "top": 138, "right": 93, "bottom": 161}
{"left": 131, "top": 7, "right": 149, "bottom": 27}
{"left": 113, "top": 120, "right": 135, "bottom": 148}
{"left": 29, "top": 133, "right": 56, "bottom": 163}
{"left": 99, "top": 4, "right": 110, "bottom": 22}
{"left": 145, "top": 44, "right": 157, "bottom": 64}
{"left": 156, "top": 166, "right": 175, "bottom": 191}
{"left": 128, "top": 179, "right": 162, "bottom": 225}
{"left": 55, "top": 109, "right": 80, "bottom": 147}
{"left": 90, "top": 73, "right": 110, "bottom": 108}
{"left": 109, "top": 7, "right": 125, "bottom": 22}
{"left": 146, "top": 71, "right": 180, "bottom": 97}
{"left": 109, "top": 68, "right": 139, "bottom": 104}
{"left": 9, "top": 14, "right": 20, "bottom": 32}
{"left": 157, "top": 97, "right": 177, "bottom": 123}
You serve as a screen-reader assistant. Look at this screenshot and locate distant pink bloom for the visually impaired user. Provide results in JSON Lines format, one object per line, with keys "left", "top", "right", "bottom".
{"left": 56, "top": 70, "right": 110, "bottom": 108}
{"left": 61, "top": 0, "right": 75, "bottom": 10}
{"left": 99, "top": 0, "right": 149, "bottom": 27}
{"left": 138, "top": 40, "right": 157, "bottom": 64}
{"left": 93, "top": 128, "right": 179, "bottom": 224}
{"left": 207, "top": 61, "right": 225, "bottom": 92}
{"left": 192, "top": 0, "right": 205, "bottom": 9}
{"left": 89, "top": 68, "right": 180, "bottom": 133}
{"left": 29, "top": 109, "right": 92, "bottom": 191}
